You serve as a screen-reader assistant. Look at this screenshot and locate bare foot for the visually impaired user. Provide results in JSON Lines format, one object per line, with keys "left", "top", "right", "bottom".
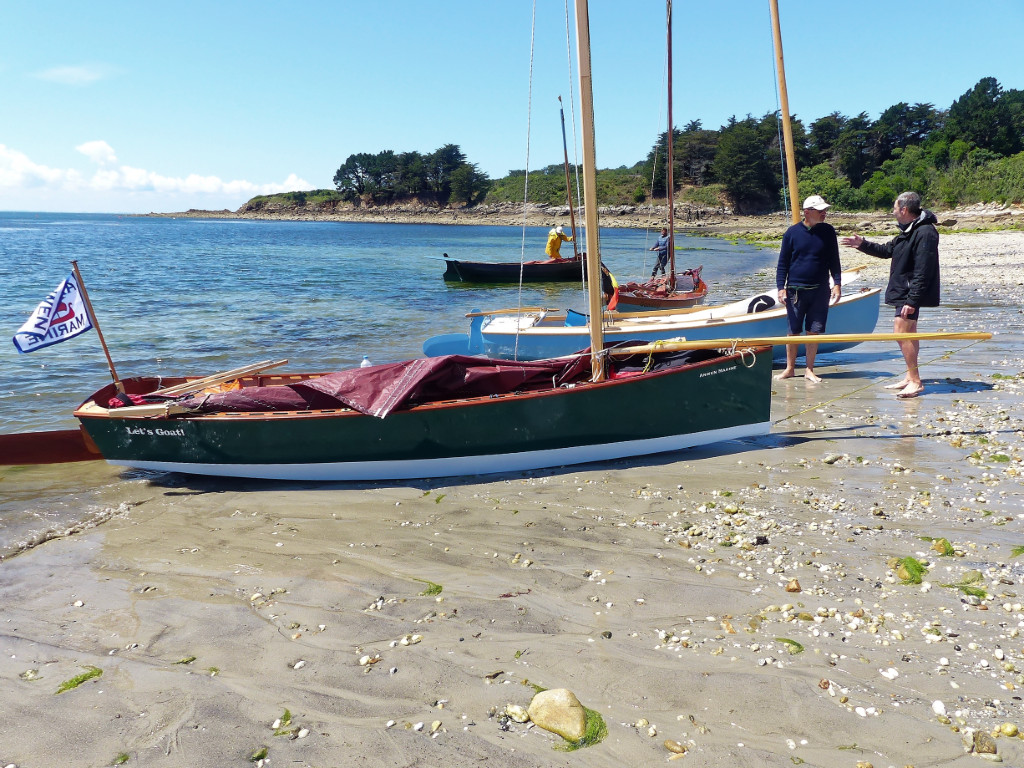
{"left": 896, "top": 382, "right": 925, "bottom": 399}
{"left": 804, "top": 370, "right": 822, "bottom": 383}
{"left": 774, "top": 369, "right": 796, "bottom": 380}
{"left": 884, "top": 378, "right": 910, "bottom": 390}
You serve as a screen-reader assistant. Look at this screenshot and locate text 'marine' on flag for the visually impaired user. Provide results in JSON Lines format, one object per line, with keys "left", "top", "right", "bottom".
{"left": 12, "top": 273, "right": 95, "bottom": 354}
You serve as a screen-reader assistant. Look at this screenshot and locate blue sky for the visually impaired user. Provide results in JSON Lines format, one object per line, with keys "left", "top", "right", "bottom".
{"left": 2, "top": 1, "right": 1023, "bottom": 214}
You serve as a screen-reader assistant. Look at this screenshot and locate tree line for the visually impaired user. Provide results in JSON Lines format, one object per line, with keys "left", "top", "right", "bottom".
{"left": 333, "top": 77, "right": 1024, "bottom": 213}
{"left": 333, "top": 144, "right": 491, "bottom": 207}
{"left": 646, "top": 76, "right": 1024, "bottom": 212}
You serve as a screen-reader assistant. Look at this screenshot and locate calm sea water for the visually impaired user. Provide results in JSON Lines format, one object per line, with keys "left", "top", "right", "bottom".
{"left": 0, "top": 212, "right": 777, "bottom": 435}
{"left": 0, "top": 212, "right": 778, "bottom": 557}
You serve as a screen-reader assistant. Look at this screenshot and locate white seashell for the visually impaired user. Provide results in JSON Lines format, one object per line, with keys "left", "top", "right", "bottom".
{"left": 250, "top": 593, "right": 263, "bottom": 602}
{"left": 73, "top": 600, "right": 85, "bottom": 607}
{"left": 413, "top": 721, "right": 424, "bottom": 731}
{"left": 297, "top": 728, "right": 309, "bottom": 738}
{"left": 292, "top": 660, "right": 306, "bottom": 670}
{"left": 932, "top": 701, "right": 946, "bottom": 716}
{"left": 939, "top": 657, "right": 950, "bottom": 666}
{"left": 385, "top": 720, "right": 396, "bottom": 728}
{"left": 880, "top": 667, "right": 899, "bottom": 680}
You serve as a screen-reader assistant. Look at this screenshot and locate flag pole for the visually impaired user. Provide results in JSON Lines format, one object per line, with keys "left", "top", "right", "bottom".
{"left": 70, "top": 260, "right": 122, "bottom": 390}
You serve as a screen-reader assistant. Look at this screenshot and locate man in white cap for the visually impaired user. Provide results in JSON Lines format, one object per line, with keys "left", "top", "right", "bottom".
{"left": 774, "top": 195, "right": 842, "bottom": 383}
{"left": 545, "top": 225, "right": 573, "bottom": 260}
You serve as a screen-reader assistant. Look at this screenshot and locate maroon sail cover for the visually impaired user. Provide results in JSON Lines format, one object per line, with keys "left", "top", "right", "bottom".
{"left": 181, "top": 355, "right": 588, "bottom": 419}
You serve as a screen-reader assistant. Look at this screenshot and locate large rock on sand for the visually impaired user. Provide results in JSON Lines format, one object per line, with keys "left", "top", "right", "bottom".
{"left": 527, "top": 688, "right": 587, "bottom": 742}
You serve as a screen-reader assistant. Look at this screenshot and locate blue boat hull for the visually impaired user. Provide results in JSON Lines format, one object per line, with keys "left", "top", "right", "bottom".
{"left": 423, "top": 288, "right": 881, "bottom": 362}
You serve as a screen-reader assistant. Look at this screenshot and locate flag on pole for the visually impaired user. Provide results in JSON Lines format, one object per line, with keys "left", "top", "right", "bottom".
{"left": 12, "top": 273, "right": 95, "bottom": 354}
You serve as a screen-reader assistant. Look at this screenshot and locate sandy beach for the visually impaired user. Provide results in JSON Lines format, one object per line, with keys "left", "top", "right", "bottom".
{"left": 1, "top": 232, "right": 1022, "bottom": 768}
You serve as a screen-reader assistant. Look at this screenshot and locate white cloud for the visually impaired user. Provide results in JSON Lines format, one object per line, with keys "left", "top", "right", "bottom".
{"left": 34, "top": 65, "right": 107, "bottom": 85}
{"left": 0, "top": 142, "right": 314, "bottom": 212}
{"left": 76, "top": 140, "right": 118, "bottom": 166}
{"left": 0, "top": 144, "right": 70, "bottom": 187}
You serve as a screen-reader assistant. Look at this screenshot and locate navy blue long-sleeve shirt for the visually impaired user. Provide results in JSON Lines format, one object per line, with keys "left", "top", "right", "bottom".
{"left": 776, "top": 221, "right": 841, "bottom": 290}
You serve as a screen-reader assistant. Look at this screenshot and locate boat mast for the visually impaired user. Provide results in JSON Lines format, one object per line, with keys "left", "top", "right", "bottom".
{"left": 769, "top": 0, "right": 800, "bottom": 225}
{"left": 665, "top": 0, "right": 676, "bottom": 281}
{"left": 558, "top": 95, "right": 581, "bottom": 260}
{"left": 573, "top": 0, "right": 606, "bottom": 381}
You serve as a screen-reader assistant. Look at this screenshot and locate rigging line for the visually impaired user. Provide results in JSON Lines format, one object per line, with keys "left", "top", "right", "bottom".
{"left": 514, "top": 0, "right": 539, "bottom": 362}
{"left": 643, "top": 16, "right": 671, "bottom": 273}
{"left": 771, "top": 339, "right": 992, "bottom": 425}
{"left": 768, "top": 5, "right": 790, "bottom": 219}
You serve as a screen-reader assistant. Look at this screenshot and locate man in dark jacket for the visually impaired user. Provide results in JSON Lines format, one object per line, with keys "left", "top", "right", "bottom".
{"left": 842, "top": 191, "right": 940, "bottom": 398}
{"left": 775, "top": 195, "right": 842, "bottom": 383}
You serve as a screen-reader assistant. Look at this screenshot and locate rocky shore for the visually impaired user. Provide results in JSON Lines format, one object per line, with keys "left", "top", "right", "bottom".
{"left": 151, "top": 200, "right": 1024, "bottom": 240}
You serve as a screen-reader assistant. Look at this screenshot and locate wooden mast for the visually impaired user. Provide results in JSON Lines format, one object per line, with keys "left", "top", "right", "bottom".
{"left": 769, "top": 0, "right": 801, "bottom": 225}
{"left": 558, "top": 95, "right": 581, "bottom": 260}
{"left": 71, "top": 260, "right": 123, "bottom": 390}
{"left": 573, "top": 0, "right": 606, "bottom": 382}
{"left": 665, "top": 0, "right": 676, "bottom": 280}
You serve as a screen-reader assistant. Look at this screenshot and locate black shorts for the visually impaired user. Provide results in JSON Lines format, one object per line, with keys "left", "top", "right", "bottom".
{"left": 785, "top": 286, "right": 830, "bottom": 334}
{"left": 894, "top": 304, "right": 920, "bottom": 321}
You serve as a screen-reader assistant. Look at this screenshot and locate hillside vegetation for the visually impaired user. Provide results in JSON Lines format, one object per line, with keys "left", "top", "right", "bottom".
{"left": 243, "top": 77, "right": 1024, "bottom": 215}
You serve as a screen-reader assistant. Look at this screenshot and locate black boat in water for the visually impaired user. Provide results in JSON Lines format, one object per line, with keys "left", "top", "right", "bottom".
{"left": 442, "top": 254, "right": 584, "bottom": 283}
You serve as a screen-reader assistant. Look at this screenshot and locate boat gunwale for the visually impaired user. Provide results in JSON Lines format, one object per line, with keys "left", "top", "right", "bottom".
{"left": 482, "top": 286, "right": 881, "bottom": 336}
{"left": 73, "top": 347, "right": 767, "bottom": 423}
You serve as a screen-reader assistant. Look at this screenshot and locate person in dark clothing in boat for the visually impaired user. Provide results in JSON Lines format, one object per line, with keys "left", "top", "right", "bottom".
{"left": 650, "top": 227, "right": 671, "bottom": 277}
{"left": 842, "top": 191, "right": 940, "bottom": 399}
{"left": 775, "top": 195, "right": 842, "bottom": 383}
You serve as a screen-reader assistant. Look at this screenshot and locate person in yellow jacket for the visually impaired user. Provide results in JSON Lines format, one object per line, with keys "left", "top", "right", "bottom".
{"left": 545, "top": 225, "right": 573, "bottom": 259}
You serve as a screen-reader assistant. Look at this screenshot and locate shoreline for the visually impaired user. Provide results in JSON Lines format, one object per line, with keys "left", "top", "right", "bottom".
{"left": 145, "top": 201, "right": 1024, "bottom": 240}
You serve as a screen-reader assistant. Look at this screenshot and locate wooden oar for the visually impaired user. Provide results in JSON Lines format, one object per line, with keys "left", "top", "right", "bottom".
{"left": 152, "top": 359, "right": 288, "bottom": 396}
{"left": 607, "top": 331, "right": 992, "bottom": 356}
{"left": 0, "top": 428, "right": 99, "bottom": 465}
{"left": 465, "top": 307, "right": 560, "bottom": 318}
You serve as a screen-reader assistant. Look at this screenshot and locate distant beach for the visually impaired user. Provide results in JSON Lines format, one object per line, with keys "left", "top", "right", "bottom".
{"left": 0, "top": 228, "right": 1021, "bottom": 767}
{"left": 149, "top": 200, "right": 1024, "bottom": 241}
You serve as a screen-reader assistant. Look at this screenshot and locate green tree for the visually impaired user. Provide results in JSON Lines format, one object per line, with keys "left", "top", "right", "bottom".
{"left": 795, "top": 162, "right": 867, "bottom": 210}
{"left": 870, "top": 102, "right": 940, "bottom": 166}
{"left": 333, "top": 152, "right": 377, "bottom": 200}
{"left": 944, "top": 77, "right": 1021, "bottom": 156}
{"left": 394, "top": 151, "right": 427, "bottom": 196}
{"left": 644, "top": 127, "right": 682, "bottom": 196}
{"left": 834, "top": 112, "right": 874, "bottom": 186}
{"left": 808, "top": 112, "right": 846, "bottom": 167}
{"left": 449, "top": 163, "right": 492, "bottom": 205}
{"left": 425, "top": 144, "right": 468, "bottom": 204}
{"left": 713, "top": 116, "right": 776, "bottom": 213}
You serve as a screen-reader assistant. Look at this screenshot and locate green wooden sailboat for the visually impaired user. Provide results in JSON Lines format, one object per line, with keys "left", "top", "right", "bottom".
{"left": 72, "top": 0, "right": 773, "bottom": 481}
